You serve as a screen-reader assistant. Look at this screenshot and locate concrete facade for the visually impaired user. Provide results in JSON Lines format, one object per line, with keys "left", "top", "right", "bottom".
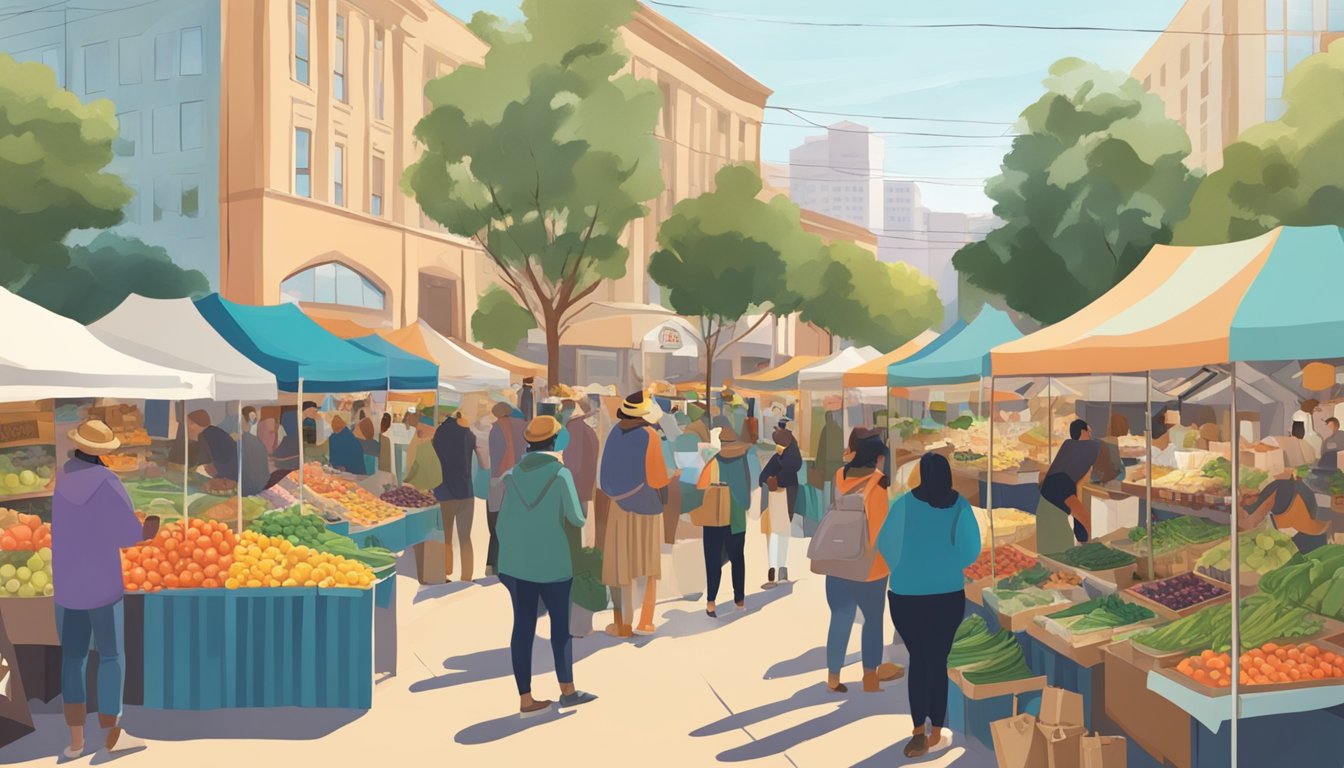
{"left": 786, "top": 121, "right": 884, "bottom": 232}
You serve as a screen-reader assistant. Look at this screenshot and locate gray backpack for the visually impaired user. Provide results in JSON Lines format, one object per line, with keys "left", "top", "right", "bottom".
{"left": 808, "top": 478, "right": 877, "bottom": 581}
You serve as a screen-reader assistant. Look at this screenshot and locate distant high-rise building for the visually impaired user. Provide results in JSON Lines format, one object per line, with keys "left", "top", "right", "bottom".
{"left": 880, "top": 180, "right": 929, "bottom": 273}
{"left": 1133, "top": 0, "right": 1344, "bottom": 171}
{"left": 788, "top": 121, "right": 884, "bottom": 231}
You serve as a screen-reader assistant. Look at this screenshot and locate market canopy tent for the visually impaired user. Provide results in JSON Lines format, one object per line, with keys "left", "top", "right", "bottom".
{"left": 560, "top": 301, "right": 703, "bottom": 358}
{"left": 989, "top": 226, "right": 1344, "bottom": 376}
{"left": 305, "top": 313, "right": 381, "bottom": 340}
{"left": 842, "top": 331, "right": 939, "bottom": 388}
{"left": 888, "top": 307, "right": 1025, "bottom": 386}
{"left": 455, "top": 337, "right": 544, "bottom": 380}
{"left": 0, "top": 289, "right": 213, "bottom": 401}
{"left": 346, "top": 335, "right": 438, "bottom": 392}
{"left": 734, "top": 355, "right": 825, "bottom": 393}
{"left": 89, "top": 296, "right": 279, "bottom": 403}
{"left": 379, "top": 320, "right": 511, "bottom": 394}
{"left": 194, "top": 294, "right": 389, "bottom": 392}
{"left": 797, "top": 346, "right": 882, "bottom": 390}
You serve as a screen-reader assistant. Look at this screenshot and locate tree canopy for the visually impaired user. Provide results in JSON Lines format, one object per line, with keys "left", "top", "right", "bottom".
{"left": 403, "top": 0, "right": 662, "bottom": 384}
{"left": 953, "top": 58, "right": 1200, "bottom": 324}
{"left": 1175, "top": 42, "right": 1344, "bottom": 245}
{"left": 0, "top": 54, "right": 131, "bottom": 288}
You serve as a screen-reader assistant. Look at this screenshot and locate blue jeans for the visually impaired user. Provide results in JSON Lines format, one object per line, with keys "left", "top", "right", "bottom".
{"left": 500, "top": 575, "right": 573, "bottom": 696}
{"left": 825, "top": 576, "right": 886, "bottom": 674}
{"left": 56, "top": 600, "right": 125, "bottom": 717}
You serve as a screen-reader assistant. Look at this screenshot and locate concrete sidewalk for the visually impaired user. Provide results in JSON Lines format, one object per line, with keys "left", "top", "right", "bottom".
{"left": 0, "top": 505, "right": 996, "bottom": 767}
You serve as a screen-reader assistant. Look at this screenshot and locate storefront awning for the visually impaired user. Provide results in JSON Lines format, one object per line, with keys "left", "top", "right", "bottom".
{"left": 346, "top": 335, "right": 439, "bottom": 392}
{"left": 733, "top": 354, "right": 825, "bottom": 393}
{"left": 195, "top": 294, "right": 389, "bottom": 393}
{"left": 0, "top": 289, "right": 213, "bottom": 401}
{"left": 560, "top": 302, "right": 703, "bottom": 358}
{"left": 89, "top": 295, "right": 278, "bottom": 403}
{"left": 842, "top": 331, "right": 939, "bottom": 388}
{"left": 888, "top": 307, "right": 1024, "bottom": 386}
{"left": 378, "top": 321, "right": 512, "bottom": 394}
{"left": 989, "top": 226, "right": 1344, "bottom": 376}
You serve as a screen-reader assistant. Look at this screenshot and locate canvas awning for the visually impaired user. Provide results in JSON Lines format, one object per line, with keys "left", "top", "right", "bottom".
{"left": 306, "top": 314, "right": 381, "bottom": 340}
{"left": 989, "top": 226, "right": 1344, "bottom": 376}
{"left": 89, "top": 296, "right": 279, "bottom": 403}
{"left": 454, "top": 337, "right": 544, "bottom": 380}
{"left": 559, "top": 301, "right": 703, "bottom": 358}
{"left": 378, "top": 321, "right": 511, "bottom": 394}
{"left": 733, "top": 354, "right": 825, "bottom": 393}
{"left": 195, "top": 294, "right": 389, "bottom": 393}
{"left": 888, "top": 307, "right": 1024, "bottom": 386}
{"left": 842, "top": 331, "right": 939, "bottom": 388}
{"left": 347, "top": 335, "right": 438, "bottom": 392}
{"left": 0, "top": 289, "right": 213, "bottom": 401}
{"left": 797, "top": 346, "right": 881, "bottom": 390}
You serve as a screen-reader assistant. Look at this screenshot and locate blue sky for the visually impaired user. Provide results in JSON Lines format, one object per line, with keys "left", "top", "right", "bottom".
{"left": 435, "top": 1, "right": 1184, "bottom": 214}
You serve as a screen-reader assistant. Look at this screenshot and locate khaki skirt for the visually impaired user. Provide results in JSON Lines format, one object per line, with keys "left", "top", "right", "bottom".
{"left": 602, "top": 505, "right": 663, "bottom": 585}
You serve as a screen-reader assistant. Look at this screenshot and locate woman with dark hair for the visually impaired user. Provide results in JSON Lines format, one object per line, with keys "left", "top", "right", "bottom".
{"left": 876, "top": 452, "right": 980, "bottom": 758}
{"left": 1241, "top": 469, "right": 1330, "bottom": 552}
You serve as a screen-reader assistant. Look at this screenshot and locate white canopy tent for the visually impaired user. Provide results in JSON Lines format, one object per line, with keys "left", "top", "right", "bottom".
{"left": 0, "top": 289, "right": 213, "bottom": 402}
{"left": 378, "top": 320, "right": 512, "bottom": 395}
{"left": 89, "top": 295, "right": 279, "bottom": 403}
{"left": 796, "top": 346, "right": 881, "bottom": 390}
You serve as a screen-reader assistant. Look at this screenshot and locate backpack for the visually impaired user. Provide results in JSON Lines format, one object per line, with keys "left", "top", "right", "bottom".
{"left": 808, "top": 476, "right": 877, "bottom": 581}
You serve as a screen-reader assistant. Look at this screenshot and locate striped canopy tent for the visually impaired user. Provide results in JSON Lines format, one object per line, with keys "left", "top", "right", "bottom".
{"left": 842, "top": 330, "right": 939, "bottom": 389}
{"left": 733, "top": 354, "right": 825, "bottom": 394}
{"left": 888, "top": 307, "right": 1025, "bottom": 387}
{"left": 989, "top": 226, "right": 1344, "bottom": 376}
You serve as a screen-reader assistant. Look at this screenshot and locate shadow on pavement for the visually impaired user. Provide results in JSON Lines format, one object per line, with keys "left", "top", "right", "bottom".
{"left": 850, "top": 738, "right": 971, "bottom": 768}
{"left": 410, "top": 632, "right": 625, "bottom": 694}
{"left": 630, "top": 582, "right": 795, "bottom": 649}
{"left": 412, "top": 580, "right": 477, "bottom": 604}
{"left": 454, "top": 707, "right": 576, "bottom": 745}
{"left": 763, "top": 645, "right": 860, "bottom": 680}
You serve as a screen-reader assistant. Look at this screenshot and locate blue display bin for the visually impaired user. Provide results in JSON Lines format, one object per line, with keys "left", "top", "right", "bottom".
{"left": 1020, "top": 629, "right": 1104, "bottom": 731}
{"left": 945, "top": 677, "right": 1043, "bottom": 751}
{"left": 139, "top": 586, "right": 373, "bottom": 710}
{"left": 340, "top": 506, "right": 441, "bottom": 552}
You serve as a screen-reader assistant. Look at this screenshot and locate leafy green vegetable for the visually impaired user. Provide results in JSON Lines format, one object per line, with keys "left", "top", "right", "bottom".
{"left": 1048, "top": 542, "right": 1137, "bottom": 571}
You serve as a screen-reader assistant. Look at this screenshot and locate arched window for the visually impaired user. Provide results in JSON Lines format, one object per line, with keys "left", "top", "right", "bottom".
{"left": 280, "top": 262, "right": 385, "bottom": 310}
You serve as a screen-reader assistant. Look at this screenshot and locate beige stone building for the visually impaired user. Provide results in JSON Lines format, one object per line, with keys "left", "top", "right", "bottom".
{"left": 1133, "top": 0, "right": 1344, "bottom": 171}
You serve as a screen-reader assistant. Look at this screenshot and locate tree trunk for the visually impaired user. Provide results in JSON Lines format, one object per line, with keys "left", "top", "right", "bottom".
{"left": 546, "top": 324, "right": 562, "bottom": 392}
{"left": 704, "top": 348, "right": 715, "bottom": 427}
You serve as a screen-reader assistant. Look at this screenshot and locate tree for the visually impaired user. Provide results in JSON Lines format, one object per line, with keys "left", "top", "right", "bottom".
{"left": 404, "top": 0, "right": 662, "bottom": 385}
{"left": 1175, "top": 42, "right": 1344, "bottom": 244}
{"left": 18, "top": 232, "right": 209, "bottom": 324}
{"left": 794, "top": 240, "right": 942, "bottom": 353}
{"left": 0, "top": 54, "right": 131, "bottom": 288}
{"left": 649, "top": 164, "right": 821, "bottom": 422}
{"left": 471, "top": 284, "right": 537, "bottom": 351}
{"left": 953, "top": 58, "right": 1201, "bottom": 324}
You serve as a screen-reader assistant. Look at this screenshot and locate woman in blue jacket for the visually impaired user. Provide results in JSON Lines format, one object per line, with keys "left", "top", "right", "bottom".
{"left": 876, "top": 452, "right": 980, "bottom": 759}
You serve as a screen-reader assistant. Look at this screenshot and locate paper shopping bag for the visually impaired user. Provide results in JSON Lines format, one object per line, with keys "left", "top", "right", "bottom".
{"left": 1079, "top": 734, "right": 1127, "bottom": 768}
{"left": 991, "top": 713, "right": 1046, "bottom": 768}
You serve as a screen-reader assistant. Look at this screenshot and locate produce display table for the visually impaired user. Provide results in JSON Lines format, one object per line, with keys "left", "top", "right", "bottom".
{"left": 1021, "top": 620, "right": 1109, "bottom": 731}
{"left": 944, "top": 671, "right": 1045, "bottom": 752}
{"left": 333, "top": 505, "right": 441, "bottom": 552}
{"left": 139, "top": 586, "right": 373, "bottom": 710}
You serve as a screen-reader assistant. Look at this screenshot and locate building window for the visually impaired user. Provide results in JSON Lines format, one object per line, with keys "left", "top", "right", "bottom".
{"left": 717, "top": 110, "right": 730, "bottom": 156}
{"left": 181, "top": 175, "right": 199, "bottom": 218}
{"left": 1179, "top": 46, "right": 1189, "bottom": 77}
{"left": 1287, "top": 34, "right": 1313, "bottom": 69}
{"left": 180, "top": 27, "right": 202, "bottom": 76}
{"left": 114, "top": 111, "right": 139, "bottom": 157}
{"left": 658, "top": 80, "right": 674, "bottom": 137}
{"left": 334, "top": 14, "right": 347, "bottom": 103}
{"left": 281, "top": 262, "right": 386, "bottom": 310}
{"left": 180, "top": 101, "right": 204, "bottom": 150}
{"left": 294, "top": 1, "right": 310, "bottom": 85}
{"left": 371, "top": 155, "right": 385, "bottom": 216}
{"left": 153, "top": 176, "right": 179, "bottom": 221}
{"left": 1143, "top": 76, "right": 1151, "bottom": 90}
{"left": 1159, "top": 64, "right": 1166, "bottom": 86}
{"left": 1202, "top": 7, "right": 1211, "bottom": 28}
{"left": 373, "top": 27, "right": 385, "bottom": 120}
{"left": 333, "top": 144, "right": 345, "bottom": 206}
{"left": 124, "top": 185, "right": 139, "bottom": 224}
{"left": 1287, "top": 0, "right": 1311, "bottom": 28}
{"left": 152, "top": 104, "right": 178, "bottom": 154}
{"left": 1201, "top": 67, "right": 1209, "bottom": 98}
{"left": 1332, "top": 1, "right": 1344, "bottom": 30}
{"left": 83, "top": 42, "right": 108, "bottom": 94}
{"left": 295, "top": 128, "right": 311, "bottom": 197}
{"left": 154, "top": 32, "right": 173, "bottom": 80}
{"left": 1201, "top": 100, "right": 1209, "bottom": 124}
{"left": 118, "top": 37, "right": 140, "bottom": 85}
{"left": 41, "top": 47, "right": 61, "bottom": 86}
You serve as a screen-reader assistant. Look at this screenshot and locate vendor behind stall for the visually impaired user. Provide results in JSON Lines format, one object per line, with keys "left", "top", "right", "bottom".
{"left": 1240, "top": 469, "right": 1330, "bottom": 552}
{"left": 1036, "top": 419, "right": 1100, "bottom": 553}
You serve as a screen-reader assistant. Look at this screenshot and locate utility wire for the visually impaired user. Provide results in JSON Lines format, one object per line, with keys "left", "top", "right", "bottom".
{"left": 765, "top": 105, "right": 1014, "bottom": 127}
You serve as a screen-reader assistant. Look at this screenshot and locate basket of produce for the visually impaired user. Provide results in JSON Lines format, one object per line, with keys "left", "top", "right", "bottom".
{"left": 0, "top": 548, "right": 53, "bottom": 598}
{"left": 1195, "top": 528, "right": 1297, "bottom": 586}
{"left": 1036, "top": 594, "right": 1159, "bottom": 647}
{"left": 983, "top": 586, "right": 1072, "bottom": 632}
{"left": 203, "top": 477, "right": 238, "bottom": 497}
{"left": 379, "top": 486, "right": 437, "bottom": 509}
{"left": 1162, "top": 640, "right": 1344, "bottom": 693}
{"left": 1129, "top": 593, "right": 1325, "bottom": 658}
{"left": 1126, "top": 572, "right": 1230, "bottom": 620}
{"left": 0, "top": 509, "right": 52, "bottom": 552}
{"left": 947, "top": 615, "right": 1046, "bottom": 698}
{"left": 0, "top": 446, "right": 55, "bottom": 498}
{"left": 972, "top": 507, "right": 1037, "bottom": 551}
{"left": 1042, "top": 542, "right": 1138, "bottom": 588}
{"left": 249, "top": 505, "right": 396, "bottom": 571}
{"left": 102, "top": 454, "right": 140, "bottom": 474}
{"left": 964, "top": 545, "right": 1037, "bottom": 603}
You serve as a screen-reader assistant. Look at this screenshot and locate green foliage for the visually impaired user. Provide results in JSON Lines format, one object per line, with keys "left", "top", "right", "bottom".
{"left": 404, "top": 0, "right": 662, "bottom": 381}
{"left": 17, "top": 232, "right": 208, "bottom": 324}
{"left": 953, "top": 58, "right": 1200, "bottom": 324}
{"left": 0, "top": 54, "right": 132, "bottom": 287}
{"left": 471, "top": 284, "right": 537, "bottom": 352}
{"left": 794, "top": 240, "right": 942, "bottom": 352}
{"left": 1176, "top": 42, "right": 1344, "bottom": 244}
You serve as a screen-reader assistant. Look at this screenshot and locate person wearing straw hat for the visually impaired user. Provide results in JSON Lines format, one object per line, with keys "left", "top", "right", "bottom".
{"left": 562, "top": 398, "right": 600, "bottom": 549}
{"left": 497, "top": 415, "right": 597, "bottom": 717}
{"left": 597, "top": 391, "right": 670, "bottom": 637}
{"left": 695, "top": 423, "right": 759, "bottom": 617}
{"left": 53, "top": 420, "right": 159, "bottom": 760}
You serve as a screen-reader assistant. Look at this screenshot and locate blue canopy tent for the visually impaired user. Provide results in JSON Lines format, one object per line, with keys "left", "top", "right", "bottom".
{"left": 887, "top": 306, "right": 1024, "bottom": 388}
{"left": 347, "top": 334, "right": 438, "bottom": 392}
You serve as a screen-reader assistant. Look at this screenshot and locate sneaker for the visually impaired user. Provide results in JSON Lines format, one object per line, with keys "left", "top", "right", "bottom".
{"left": 61, "top": 745, "right": 84, "bottom": 761}
{"left": 94, "top": 732, "right": 147, "bottom": 761}
{"left": 927, "top": 730, "right": 954, "bottom": 753}
{"left": 632, "top": 624, "right": 656, "bottom": 636}
{"left": 778, "top": 567, "right": 789, "bottom": 582}
{"left": 520, "top": 699, "right": 553, "bottom": 719}
{"left": 558, "top": 690, "right": 598, "bottom": 709}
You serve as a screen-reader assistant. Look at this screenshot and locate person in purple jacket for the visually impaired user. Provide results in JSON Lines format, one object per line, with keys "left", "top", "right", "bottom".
{"left": 52, "top": 420, "right": 160, "bottom": 760}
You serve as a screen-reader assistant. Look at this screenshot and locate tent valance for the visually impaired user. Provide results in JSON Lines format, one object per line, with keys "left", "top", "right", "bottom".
{"left": 89, "top": 296, "right": 279, "bottom": 403}
{"left": 842, "top": 331, "right": 938, "bottom": 388}
{"left": 195, "top": 294, "right": 389, "bottom": 393}
{"left": 888, "top": 307, "right": 1024, "bottom": 387}
{"left": 347, "top": 335, "right": 438, "bottom": 392}
{"left": 0, "top": 289, "right": 213, "bottom": 401}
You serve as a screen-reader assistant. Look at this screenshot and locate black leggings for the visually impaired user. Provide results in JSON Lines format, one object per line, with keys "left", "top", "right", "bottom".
{"left": 888, "top": 590, "right": 966, "bottom": 729}
{"left": 703, "top": 526, "right": 746, "bottom": 604}
{"left": 501, "top": 575, "right": 573, "bottom": 696}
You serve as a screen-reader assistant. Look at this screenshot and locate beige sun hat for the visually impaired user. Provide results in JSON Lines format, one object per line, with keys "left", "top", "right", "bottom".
{"left": 69, "top": 419, "right": 121, "bottom": 455}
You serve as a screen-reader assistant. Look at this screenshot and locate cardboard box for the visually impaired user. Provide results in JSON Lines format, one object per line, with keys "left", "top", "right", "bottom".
{"left": 1079, "top": 734, "right": 1127, "bottom": 768}
{"left": 1039, "top": 686, "right": 1085, "bottom": 728}
{"left": 1037, "top": 723, "right": 1087, "bottom": 768}
{"left": 991, "top": 713, "right": 1046, "bottom": 768}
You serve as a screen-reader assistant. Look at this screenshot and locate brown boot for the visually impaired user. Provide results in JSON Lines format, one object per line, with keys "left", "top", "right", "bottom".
{"left": 877, "top": 662, "right": 905, "bottom": 682}
{"left": 604, "top": 609, "right": 632, "bottom": 637}
{"left": 863, "top": 668, "right": 882, "bottom": 693}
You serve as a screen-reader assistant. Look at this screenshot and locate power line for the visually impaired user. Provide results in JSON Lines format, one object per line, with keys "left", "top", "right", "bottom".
{"left": 765, "top": 105, "right": 1014, "bottom": 127}
{"left": 779, "top": 159, "right": 988, "bottom": 181}
{"left": 764, "top": 119, "right": 1018, "bottom": 140}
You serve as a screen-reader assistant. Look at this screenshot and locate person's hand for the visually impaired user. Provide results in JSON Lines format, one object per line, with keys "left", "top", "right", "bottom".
{"left": 142, "top": 515, "right": 161, "bottom": 540}
{"left": 878, "top": 474, "right": 891, "bottom": 490}
{"left": 767, "top": 476, "right": 780, "bottom": 492}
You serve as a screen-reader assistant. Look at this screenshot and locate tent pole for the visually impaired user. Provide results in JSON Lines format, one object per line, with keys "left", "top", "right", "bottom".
{"left": 1145, "top": 370, "right": 1154, "bottom": 580}
{"left": 988, "top": 375, "right": 996, "bottom": 582}
{"left": 237, "top": 400, "right": 244, "bottom": 533}
{"left": 1229, "top": 363, "right": 1242, "bottom": 766}
{"left": 298, "top": 379, "right": 305, "bottom": 508}
{"left": 1047, "top": 377, "right": 1054, "bottom": 464}
{"left": 182, "top": 401, "right": 189, "bottom": 523}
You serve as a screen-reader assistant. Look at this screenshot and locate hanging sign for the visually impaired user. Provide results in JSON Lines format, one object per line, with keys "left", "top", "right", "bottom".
{"left": 658, "top": 326, "right": 683, "bottom": 351}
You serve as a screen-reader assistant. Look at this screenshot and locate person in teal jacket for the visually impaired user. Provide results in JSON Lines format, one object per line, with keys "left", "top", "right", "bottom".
{"left": 876, "top": 452, "right": 980, "bottom": 759}
{"left": 496, "top": 415, "right": 598, "bottom": 719}
{"left": 695, "top": 426, "right": 760, "bottom": 617}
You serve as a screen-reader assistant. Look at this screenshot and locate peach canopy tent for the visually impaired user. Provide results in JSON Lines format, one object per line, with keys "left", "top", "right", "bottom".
{"left": 842, "top": 331, "right": 939, "bottom": 389}
{"left": 733, "top": 355, "right": 825, "bottom": 393}
{"left": 378, "top": 321, "right": 512, "bottom": 394}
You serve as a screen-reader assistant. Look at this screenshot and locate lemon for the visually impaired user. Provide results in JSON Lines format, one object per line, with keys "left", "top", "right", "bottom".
{"left": 225, "top": 578, "right": 240, "bottom": 589}
{"left": 245, "top": 579, "right": 262, "bottom": 588}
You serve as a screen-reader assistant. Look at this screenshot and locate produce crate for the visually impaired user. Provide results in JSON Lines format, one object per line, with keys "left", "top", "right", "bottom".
{"left": 1124, "top": 573, "right": 1231, "bottom": 621}
{"left": 984, "top": 589, "right": 1072, "bottom": 633}
{"left": 1035, "top": 612, "right": 1163, "bottom": 648}
{"left": 1038, "top": 552, "right": 1138, "bottom": 591}
{"left": 949, "top": 666, "right": 1047, "bottom": 700}
{"left": 1152, "top": 640, "right": 1344, "bottom": 697}
{"left": 944, "top": 675, "right": 1044, "bottom": 753}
